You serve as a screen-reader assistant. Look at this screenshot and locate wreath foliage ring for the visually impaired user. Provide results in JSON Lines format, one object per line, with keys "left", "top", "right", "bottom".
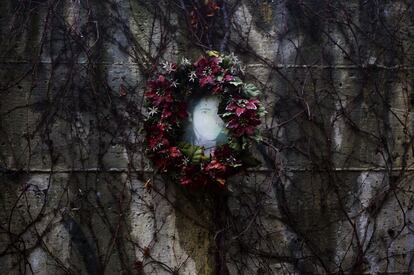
{"left": 144, "top": 52, "right": 266, "bottom": 189}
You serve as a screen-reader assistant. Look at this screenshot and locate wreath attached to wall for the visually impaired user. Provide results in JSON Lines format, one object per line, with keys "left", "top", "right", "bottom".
{"left": 144, "top": 51, "right": 266, "bottom": 189}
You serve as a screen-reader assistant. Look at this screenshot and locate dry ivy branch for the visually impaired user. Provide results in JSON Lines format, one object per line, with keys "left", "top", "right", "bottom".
{"left": 0, "top": 0, "right": 414, "bottom": 274}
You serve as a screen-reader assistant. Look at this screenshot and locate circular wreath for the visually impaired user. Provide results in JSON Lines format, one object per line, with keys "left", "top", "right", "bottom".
{"left": 144, "top": 51, "right": 266, "bottom": 189}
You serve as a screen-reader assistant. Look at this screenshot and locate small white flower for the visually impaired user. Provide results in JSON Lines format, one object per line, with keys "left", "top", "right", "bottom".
{"left": 148, "top": 106, "right": 158, "bottom": 116}
{"left": 162, "top": 61, "right": 169, "bottom": 70}
{"left": 189, "top": 71, "right": 197, "bottom": 82}
{"left": 229, "top": 52, "right": 241, "bottom": 66}
{"left": 181, "top": 57, "right": 191, "bottom": 66}
{"left": 162, "top": 61, "right": 175, "bottom": 73}
{"left": 153, "top": 143, "right": 162, "bottom": 151}
{"left": 202, "top": 67, "right": 212, "bottom": 76}
{"left": 171, "top": 80, "right": 179, "bottom": 88}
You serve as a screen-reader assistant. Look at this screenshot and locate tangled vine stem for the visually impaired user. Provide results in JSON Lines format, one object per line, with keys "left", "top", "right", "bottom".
{"left": 1, "top": 0, "right": 414, "bottom": 274}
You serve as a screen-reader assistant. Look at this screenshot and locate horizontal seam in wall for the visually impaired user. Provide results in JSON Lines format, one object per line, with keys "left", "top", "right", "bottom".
{"left": 1, "top": 167, "right": 413, "bottom": 173}
{"left": 1, "top": 61, "right": 414, "bottom": 70}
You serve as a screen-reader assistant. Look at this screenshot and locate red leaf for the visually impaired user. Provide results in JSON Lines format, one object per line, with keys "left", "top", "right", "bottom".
{"left": 169, "top": 147, "right": 182, "bottom": 158}
{"left": 226, "top": 119, "right": 239, "bottom": 129}
{"left": 200, "top": 75, "right": 214, "bottom": 87}
{"left": 212, "top": 85, "right": 223, "bottom": 94}
{"left": 206, "top": 1, "right": 220, "bottom": 17}
{"left": 224, "top": 74, "right": 233, "bottom": 82}
{"left": 245, "top": 100, "right": 258, "bottom": 110}
{"left": 119, "top": 84, "right": 127, "bottom": 96}
{"left": 216, "top": 178, "right": 226, "bottom": 186}
{"left": 236, "top": 107, "right": 245, "bottom": 116}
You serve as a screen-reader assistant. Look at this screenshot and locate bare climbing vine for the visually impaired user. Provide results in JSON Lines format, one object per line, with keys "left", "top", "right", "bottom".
{"left": 0, "top": 0, "right": 414, "bottom": 274}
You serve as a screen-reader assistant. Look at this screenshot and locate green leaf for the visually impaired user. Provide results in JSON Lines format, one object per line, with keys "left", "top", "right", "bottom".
{"left": 221, "top": 112, "right": 233, "bottom": 117}
{"left": 207, "top": 50, "right": 220, "bottom": 57}
{"left": 242, "top": 137, "right": 249, "bottom": 150}
{"left": 258, "top": 105, "right": 267, "bottom": 116}
{"left": 178, "top": 142, "right": 205, "bottom": 164}
{"left": 229, "top": 139, "right": 242, "bottom": 151}
{"left": 221, "top": 56, "right": 232, "bottom": 68}
{"left": 243, "top": 83, "right": 260, "bottom": 97}
{"left": 229, "top": 77, "right": 243, "bottom": 87}
{"left": 253, "top": 134, "right": 263, "bottom": 142}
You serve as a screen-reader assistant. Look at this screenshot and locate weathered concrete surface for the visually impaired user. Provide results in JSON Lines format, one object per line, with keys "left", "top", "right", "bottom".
{"left": 1, "top": 0, "right": 414, "bottom": 274}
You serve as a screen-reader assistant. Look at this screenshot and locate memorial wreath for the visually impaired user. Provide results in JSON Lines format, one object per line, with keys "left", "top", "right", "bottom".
{"left": 144, "top": 51, "right": 266, "bottom": 189}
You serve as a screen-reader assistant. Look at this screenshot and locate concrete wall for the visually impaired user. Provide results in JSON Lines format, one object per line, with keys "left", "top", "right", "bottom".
{"left": 1, "top": 0, "right": 413, "bottom": 274}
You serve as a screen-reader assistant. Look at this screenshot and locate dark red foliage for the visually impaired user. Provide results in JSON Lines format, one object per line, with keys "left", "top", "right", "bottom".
{"left": 180, "top": 165, "right": 208, "bottom": 187}
{"left": 226, "top": 110, "right": 261, "bottom": 137}
{"left": 144, "top": 54, "right": 263, "bottom": 189}
{"left": 226, "top": 98, "right": 260, "bottom": 117}
{"left": 204, "top": 160, "right": 226, "bottom": 176}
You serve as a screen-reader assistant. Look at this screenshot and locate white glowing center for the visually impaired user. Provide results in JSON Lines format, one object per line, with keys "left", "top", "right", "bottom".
{"left": 193, "top": 96, "right": 224, "bottom": 142}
